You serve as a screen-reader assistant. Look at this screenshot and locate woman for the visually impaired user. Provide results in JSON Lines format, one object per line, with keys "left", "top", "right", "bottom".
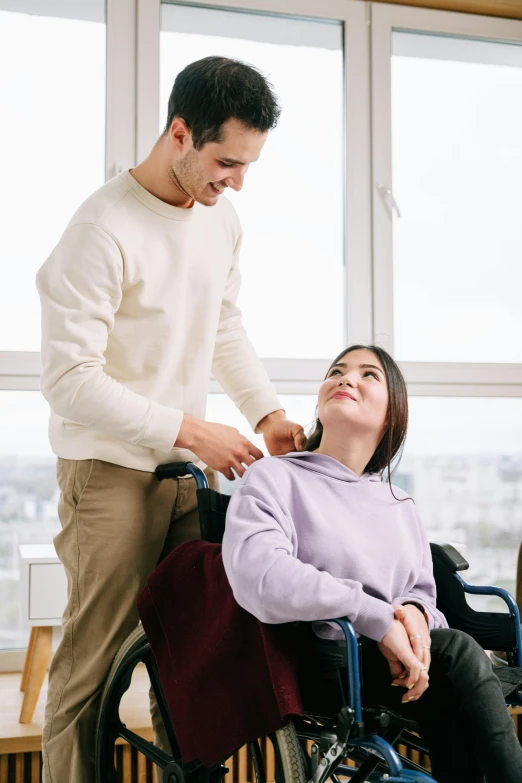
{"left": 222, "top": 345, "right": 522, "bottom": 783}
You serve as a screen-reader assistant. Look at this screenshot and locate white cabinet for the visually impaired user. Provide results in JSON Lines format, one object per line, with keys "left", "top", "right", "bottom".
{"left": 19, "top": 544, "right": 67, "bottom": 626}
{"left": 28, "top": 563, "right": 67, "bottom": 621}
{"left": 18, "top": 544, "right": 68, "bottom": 723}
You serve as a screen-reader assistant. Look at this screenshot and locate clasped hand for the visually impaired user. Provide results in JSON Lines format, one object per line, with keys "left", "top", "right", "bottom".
{"left": 378, "top": 604, "right": 431, "bottom": 703}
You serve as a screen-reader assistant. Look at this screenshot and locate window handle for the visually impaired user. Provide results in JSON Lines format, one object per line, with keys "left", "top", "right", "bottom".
{"left": 377, "top": 183, "right": 401, "bottom": 218}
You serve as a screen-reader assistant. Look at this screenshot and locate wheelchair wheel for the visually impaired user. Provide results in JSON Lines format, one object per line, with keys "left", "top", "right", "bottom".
{"left": 95, "top": 624, "right": 166, "bottom": 783}
{"left": 267, "top": 725, "right": 307, "bottom": 783}
{"left": 96, "top": 624, "right": 307, "bottom": 783}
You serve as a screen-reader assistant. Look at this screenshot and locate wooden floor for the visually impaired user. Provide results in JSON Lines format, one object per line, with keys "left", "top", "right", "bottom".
{"left": 0, "top": 663, "right": 153, "bottom": 755}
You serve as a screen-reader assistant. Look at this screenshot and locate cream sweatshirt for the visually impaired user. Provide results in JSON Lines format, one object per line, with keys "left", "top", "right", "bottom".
{"left": 36, "top": 170, "right": 281, "bottom": 472}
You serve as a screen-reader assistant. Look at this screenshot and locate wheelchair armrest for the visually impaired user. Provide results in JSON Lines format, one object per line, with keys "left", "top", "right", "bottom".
{"left": 328, "top": 618, "right": 363, "bottom": 724}
{"left": 458, "top": 580, "right": 520, "bottom": 614}
{"left": 430, "top": 540, "right": 469, "bottom": 572}
{"left": 456, "top": 577, "right": 522, "bottom": 667}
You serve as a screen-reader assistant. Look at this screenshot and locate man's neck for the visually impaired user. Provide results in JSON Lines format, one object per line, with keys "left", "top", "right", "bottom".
{"left": 130, "top": 145, "right": 194, "bottom": 209}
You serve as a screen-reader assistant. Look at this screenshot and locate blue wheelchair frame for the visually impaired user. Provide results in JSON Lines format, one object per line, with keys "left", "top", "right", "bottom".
{"left": 321, "top": 591, "right": 521, "bottom": 783}
{"left": 156, "top": 463, "right": 522, "bottom": 783}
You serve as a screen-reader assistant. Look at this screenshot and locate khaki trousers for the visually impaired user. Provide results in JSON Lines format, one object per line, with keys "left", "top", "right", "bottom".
{"left": 42, "top": 458, "right": 218, "bottom": 783}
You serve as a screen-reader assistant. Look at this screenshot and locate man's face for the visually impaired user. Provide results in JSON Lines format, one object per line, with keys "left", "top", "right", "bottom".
{"left": 170, "top": 118, "right": 268, "bottom": 206}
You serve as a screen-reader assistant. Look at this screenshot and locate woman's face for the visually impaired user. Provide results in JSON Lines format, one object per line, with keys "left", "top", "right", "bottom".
{"left": 316, "top": 348, "right": 389, "bottom": 441}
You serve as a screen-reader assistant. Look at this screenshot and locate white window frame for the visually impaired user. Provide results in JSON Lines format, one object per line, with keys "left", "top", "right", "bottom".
{"left": 371, "top": 1, "right": 522, "bottom": 398}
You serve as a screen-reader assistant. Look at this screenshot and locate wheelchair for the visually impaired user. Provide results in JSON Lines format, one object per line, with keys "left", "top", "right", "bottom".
{"left": 95, "top": 462, "right": 522, "bottom": 783}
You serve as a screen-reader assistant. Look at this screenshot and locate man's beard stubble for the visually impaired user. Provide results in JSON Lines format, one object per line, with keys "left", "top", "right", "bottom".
{"left": 168, "top": 149, "right": 213, "bottom": 206}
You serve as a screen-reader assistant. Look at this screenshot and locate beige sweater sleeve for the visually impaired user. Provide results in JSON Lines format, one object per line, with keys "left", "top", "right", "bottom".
{"left": 211, "top": 234, "right": 282, "bottom": 432}
{"left": 36, "top": 223, "right": 183, "bottom": 452}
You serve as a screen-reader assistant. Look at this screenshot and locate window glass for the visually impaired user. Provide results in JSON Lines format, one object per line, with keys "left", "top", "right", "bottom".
{"left": 391, "top": 32, "right": 522, "bottom": 362}
{"left": 0, "top": 2, "right": 106, "bottom": 351}
{"left": 399, "top": 396, "right": 522, "bottom": 611}
{"left": 0, "top": 392, "right": 59, "bottom": 650}
{"left": 161, "top": 3, "right": 344, "bottom": 358}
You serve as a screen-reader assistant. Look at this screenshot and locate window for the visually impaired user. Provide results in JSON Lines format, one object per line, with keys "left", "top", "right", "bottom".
{"left": 371, "top": 5, "right": 522, "bottom": 376}
{"left": 160, "top": 2, "right": 345, "bottom": 359}
{"left": 391, "top": 33, "right": 522, "bottom": 363}
{"left": 371, "top": 1, "right": 522, "bottom": 610}
{"left": 0, "top": 0, "right": 106, "bottom": 351}
{"left": 0, "top": 392, "right": 59, "bottom": 650}
{"left": 399, "top": 397, "right": 522, "bottom": 611}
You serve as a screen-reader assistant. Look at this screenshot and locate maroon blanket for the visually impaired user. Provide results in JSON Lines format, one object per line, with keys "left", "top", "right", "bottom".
{"left": 137, "top": 540, "right": 304, "bottom": 767}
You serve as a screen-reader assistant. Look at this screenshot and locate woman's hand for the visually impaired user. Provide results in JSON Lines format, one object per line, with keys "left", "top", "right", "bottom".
{"left": 378, "top": 619, "right": 430, "bottom": 703}
{"left": 393, "top": 603, "right": 431, "bottom": 678}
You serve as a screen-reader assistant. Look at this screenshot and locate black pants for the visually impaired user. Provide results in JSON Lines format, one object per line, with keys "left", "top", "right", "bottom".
{"left": 296, "top": 625, "right": 522, "bottom": 783}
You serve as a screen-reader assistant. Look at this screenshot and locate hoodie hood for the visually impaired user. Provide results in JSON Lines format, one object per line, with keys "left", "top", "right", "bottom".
{"left": 277, "top": 451, "right": 381, "bottom": 483}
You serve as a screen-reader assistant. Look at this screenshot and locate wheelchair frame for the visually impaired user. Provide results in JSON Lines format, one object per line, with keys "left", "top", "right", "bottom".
{"left": 95, "top": 462, "right": 522, "bottom": 783}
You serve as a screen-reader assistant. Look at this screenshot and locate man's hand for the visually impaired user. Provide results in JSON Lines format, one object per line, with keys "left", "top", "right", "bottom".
{"left": 175, "top": 414, "right": 264, "bottom": 481}
{"left": 257, "top": 410, "right": 305, "bottom": 456}
{"left": 393, "top": 603, "right": 431, "bottom": 679}
{"left": 378, "top": 619, "right": 429, "bottom": 704}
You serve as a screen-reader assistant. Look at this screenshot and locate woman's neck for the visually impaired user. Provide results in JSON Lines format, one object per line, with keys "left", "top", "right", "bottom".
{"left": 315, "top": 430, "right": 379, "bottom": 477}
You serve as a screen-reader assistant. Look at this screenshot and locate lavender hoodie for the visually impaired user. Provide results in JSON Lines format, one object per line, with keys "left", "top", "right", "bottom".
{"left": 222, "top": 452, "right": 448, "bottom": 642}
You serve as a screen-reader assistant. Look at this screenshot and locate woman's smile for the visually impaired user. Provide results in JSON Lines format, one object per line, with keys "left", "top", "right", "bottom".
{"left": 330, "top": 391, "right": 357, "bottom": 401}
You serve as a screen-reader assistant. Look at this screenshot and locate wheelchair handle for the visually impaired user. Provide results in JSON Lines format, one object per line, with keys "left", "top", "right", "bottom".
{"left": 154, "top": 461, "right": 209, "bottom": 490}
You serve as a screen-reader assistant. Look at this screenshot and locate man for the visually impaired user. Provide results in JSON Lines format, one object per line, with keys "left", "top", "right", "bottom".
{"left": 36, "top": 56, "right": 304, "bottom": 783}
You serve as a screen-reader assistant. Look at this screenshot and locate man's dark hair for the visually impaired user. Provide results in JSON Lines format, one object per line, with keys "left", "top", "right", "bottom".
{"left": 164, "top": 56, "right": 281, "bottom": 149}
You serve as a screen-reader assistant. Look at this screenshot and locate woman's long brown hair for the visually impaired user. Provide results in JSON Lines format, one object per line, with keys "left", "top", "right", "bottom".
{"left": 303, "top": 345, "right": 409, "bottom": 492}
